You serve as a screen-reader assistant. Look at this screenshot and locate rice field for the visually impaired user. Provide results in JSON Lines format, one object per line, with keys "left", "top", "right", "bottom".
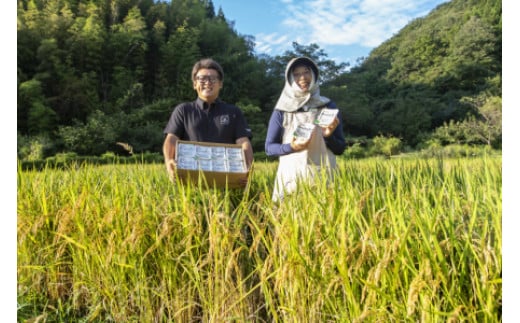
{"left": 17, "top": 156, "right": 502, "bottom": 322}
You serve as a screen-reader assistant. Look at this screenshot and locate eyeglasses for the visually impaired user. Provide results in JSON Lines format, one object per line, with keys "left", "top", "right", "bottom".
{"left": 293, "top": 70, "right": 311, "bottom": 79}
{"left": 195, "top": 75, "right": 220, "bottom": 83}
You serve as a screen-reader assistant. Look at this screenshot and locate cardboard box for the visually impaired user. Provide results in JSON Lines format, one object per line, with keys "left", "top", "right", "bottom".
{"left": 175, "top": 140, "right": 249, "bottom": 188}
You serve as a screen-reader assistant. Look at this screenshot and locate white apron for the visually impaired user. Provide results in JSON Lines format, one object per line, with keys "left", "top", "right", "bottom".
{"left": 272, "top": 108, "right": 337, "bottom": 202}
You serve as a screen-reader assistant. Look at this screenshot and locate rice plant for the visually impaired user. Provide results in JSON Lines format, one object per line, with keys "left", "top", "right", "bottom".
{"left": 17, "top": 156, "right": 501, "bottom": 322}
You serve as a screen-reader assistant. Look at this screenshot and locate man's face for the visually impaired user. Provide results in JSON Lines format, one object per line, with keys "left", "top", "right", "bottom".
{"left": 193, "top": 68, "right": 222, "bottom": 103}
{"left": 292, "top": 66, "right": 312, "bottom": 92}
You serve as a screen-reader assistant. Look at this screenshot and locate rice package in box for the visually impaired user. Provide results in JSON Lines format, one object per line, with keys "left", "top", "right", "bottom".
{"left": 175, "top": 140, "right": 248, "bottom": 188}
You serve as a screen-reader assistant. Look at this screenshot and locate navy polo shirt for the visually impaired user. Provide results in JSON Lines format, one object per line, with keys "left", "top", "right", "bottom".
{"left": 164, "top": 97, "right": 252, "bottom": 144}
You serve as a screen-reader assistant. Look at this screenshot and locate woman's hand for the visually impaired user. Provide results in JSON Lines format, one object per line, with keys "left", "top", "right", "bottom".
{"left": 321, "top": 117, "right": 339, "bottom": 138}
{"left": 290, "top": 126, "right": 316, "bottom": 151}
{"left": 290, "top": 137, "right": 310, "bottom": 151}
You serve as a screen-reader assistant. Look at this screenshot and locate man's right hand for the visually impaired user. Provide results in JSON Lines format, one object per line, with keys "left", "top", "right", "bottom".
{"left": 166, "top": 159, "right": 177, "bottom": 181}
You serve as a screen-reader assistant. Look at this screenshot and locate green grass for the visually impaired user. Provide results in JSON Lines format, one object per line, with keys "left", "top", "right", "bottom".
{"left": 17, "top": 156, "right": 502, "bottom": 322}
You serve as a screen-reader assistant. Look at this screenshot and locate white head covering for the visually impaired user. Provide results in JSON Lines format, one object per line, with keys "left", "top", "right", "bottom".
{"left": 274, "top": 57, "right": 330, "bottom": 112}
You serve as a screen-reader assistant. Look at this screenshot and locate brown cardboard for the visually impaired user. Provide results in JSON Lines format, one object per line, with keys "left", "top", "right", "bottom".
{"left": 175, "top": 140, "right": 249, "bottom": 188}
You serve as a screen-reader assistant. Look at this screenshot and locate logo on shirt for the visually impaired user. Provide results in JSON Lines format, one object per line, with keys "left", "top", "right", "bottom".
{"left": 220, "top": 115, "right": 230, "bottom": 125}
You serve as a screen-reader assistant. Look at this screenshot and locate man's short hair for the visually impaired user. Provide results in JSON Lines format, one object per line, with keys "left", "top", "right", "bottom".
{"left": 191, "top": 58, "right": 224, "bottom": 81}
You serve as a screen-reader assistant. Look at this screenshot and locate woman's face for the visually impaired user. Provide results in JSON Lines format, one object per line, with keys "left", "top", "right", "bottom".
{"left": 292, "top": 66, "right": 312, "bottom": 91}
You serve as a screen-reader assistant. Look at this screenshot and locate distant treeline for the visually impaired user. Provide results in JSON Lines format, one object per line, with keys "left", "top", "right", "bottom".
{"left": 17, "top": 0, "right": 501, "bottom": 160}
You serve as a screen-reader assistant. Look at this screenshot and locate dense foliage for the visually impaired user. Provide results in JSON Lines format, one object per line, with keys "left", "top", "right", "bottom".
{"left": 324, "top": 0, "right": 501, "bottom": 148}
{"left": 17, "top": 0, "right": 501, "bottom": 159}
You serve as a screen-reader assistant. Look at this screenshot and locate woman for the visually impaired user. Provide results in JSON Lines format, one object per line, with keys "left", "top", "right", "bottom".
{"left": 265, "top": 57, "right": 347, "bottom": 202}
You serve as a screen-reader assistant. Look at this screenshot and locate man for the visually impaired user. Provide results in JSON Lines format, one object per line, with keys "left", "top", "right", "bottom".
{"left": 163, "top": 58, "right": 253, "bottom": 183}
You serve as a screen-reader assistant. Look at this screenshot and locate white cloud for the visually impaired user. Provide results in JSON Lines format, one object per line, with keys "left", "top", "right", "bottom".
{"left": 255, "top": 33, "right": 291, "bottom": 54}
{"left": 254, "top": 0, "right": 446, "bottom": 61}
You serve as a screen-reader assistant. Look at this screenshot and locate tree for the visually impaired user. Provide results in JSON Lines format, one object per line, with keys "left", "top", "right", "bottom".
{"left": 236, "top": 102, "right": 265, "bottom": 153}
{"left": 277, "top": 42, "right": 348, "bottom": 82}
{"left": 445, "top": 16, "right": 497, "bottom": 91}
{"left": 58, "top": 110, "right": 118, "bottom": 155}
{"left": 107, "top": 6, "right": 148, "bottom": 109}
{"left": 203, "top": 0, "right": 215, "bottom": 19}
{"left": 66, "top": 2, "right": 105, "bottom": 74}
{"left": 374, "top": 96, "right": 432, "bottom": 146}
{"left": 371, "top": 135, "right": 402, "bottom": 157}
{"left": 18, "top": 79, "right": 57, "bottom": 135}
{"left": 159, "top": 22, "right": 201, "bottom": 101}
{"left": 459, "top": 95, "right": 501, "bottom": 147}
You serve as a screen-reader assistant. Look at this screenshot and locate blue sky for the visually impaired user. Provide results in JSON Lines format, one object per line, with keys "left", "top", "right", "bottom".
{"left": 212, "top": 0, "right": 449, "bottom": 66}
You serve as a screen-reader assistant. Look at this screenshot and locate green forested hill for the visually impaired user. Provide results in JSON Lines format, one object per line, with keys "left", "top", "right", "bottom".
{"left": 323, "top": 0, "right": 501, "bottom": 147}
{"left": 17, "top": 0, "right": 501, "bottom": 160}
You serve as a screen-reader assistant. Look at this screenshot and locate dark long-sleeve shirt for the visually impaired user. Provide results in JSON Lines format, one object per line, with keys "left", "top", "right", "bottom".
{"left": 265, "top": 101, "right": 347, "bottom": 157}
